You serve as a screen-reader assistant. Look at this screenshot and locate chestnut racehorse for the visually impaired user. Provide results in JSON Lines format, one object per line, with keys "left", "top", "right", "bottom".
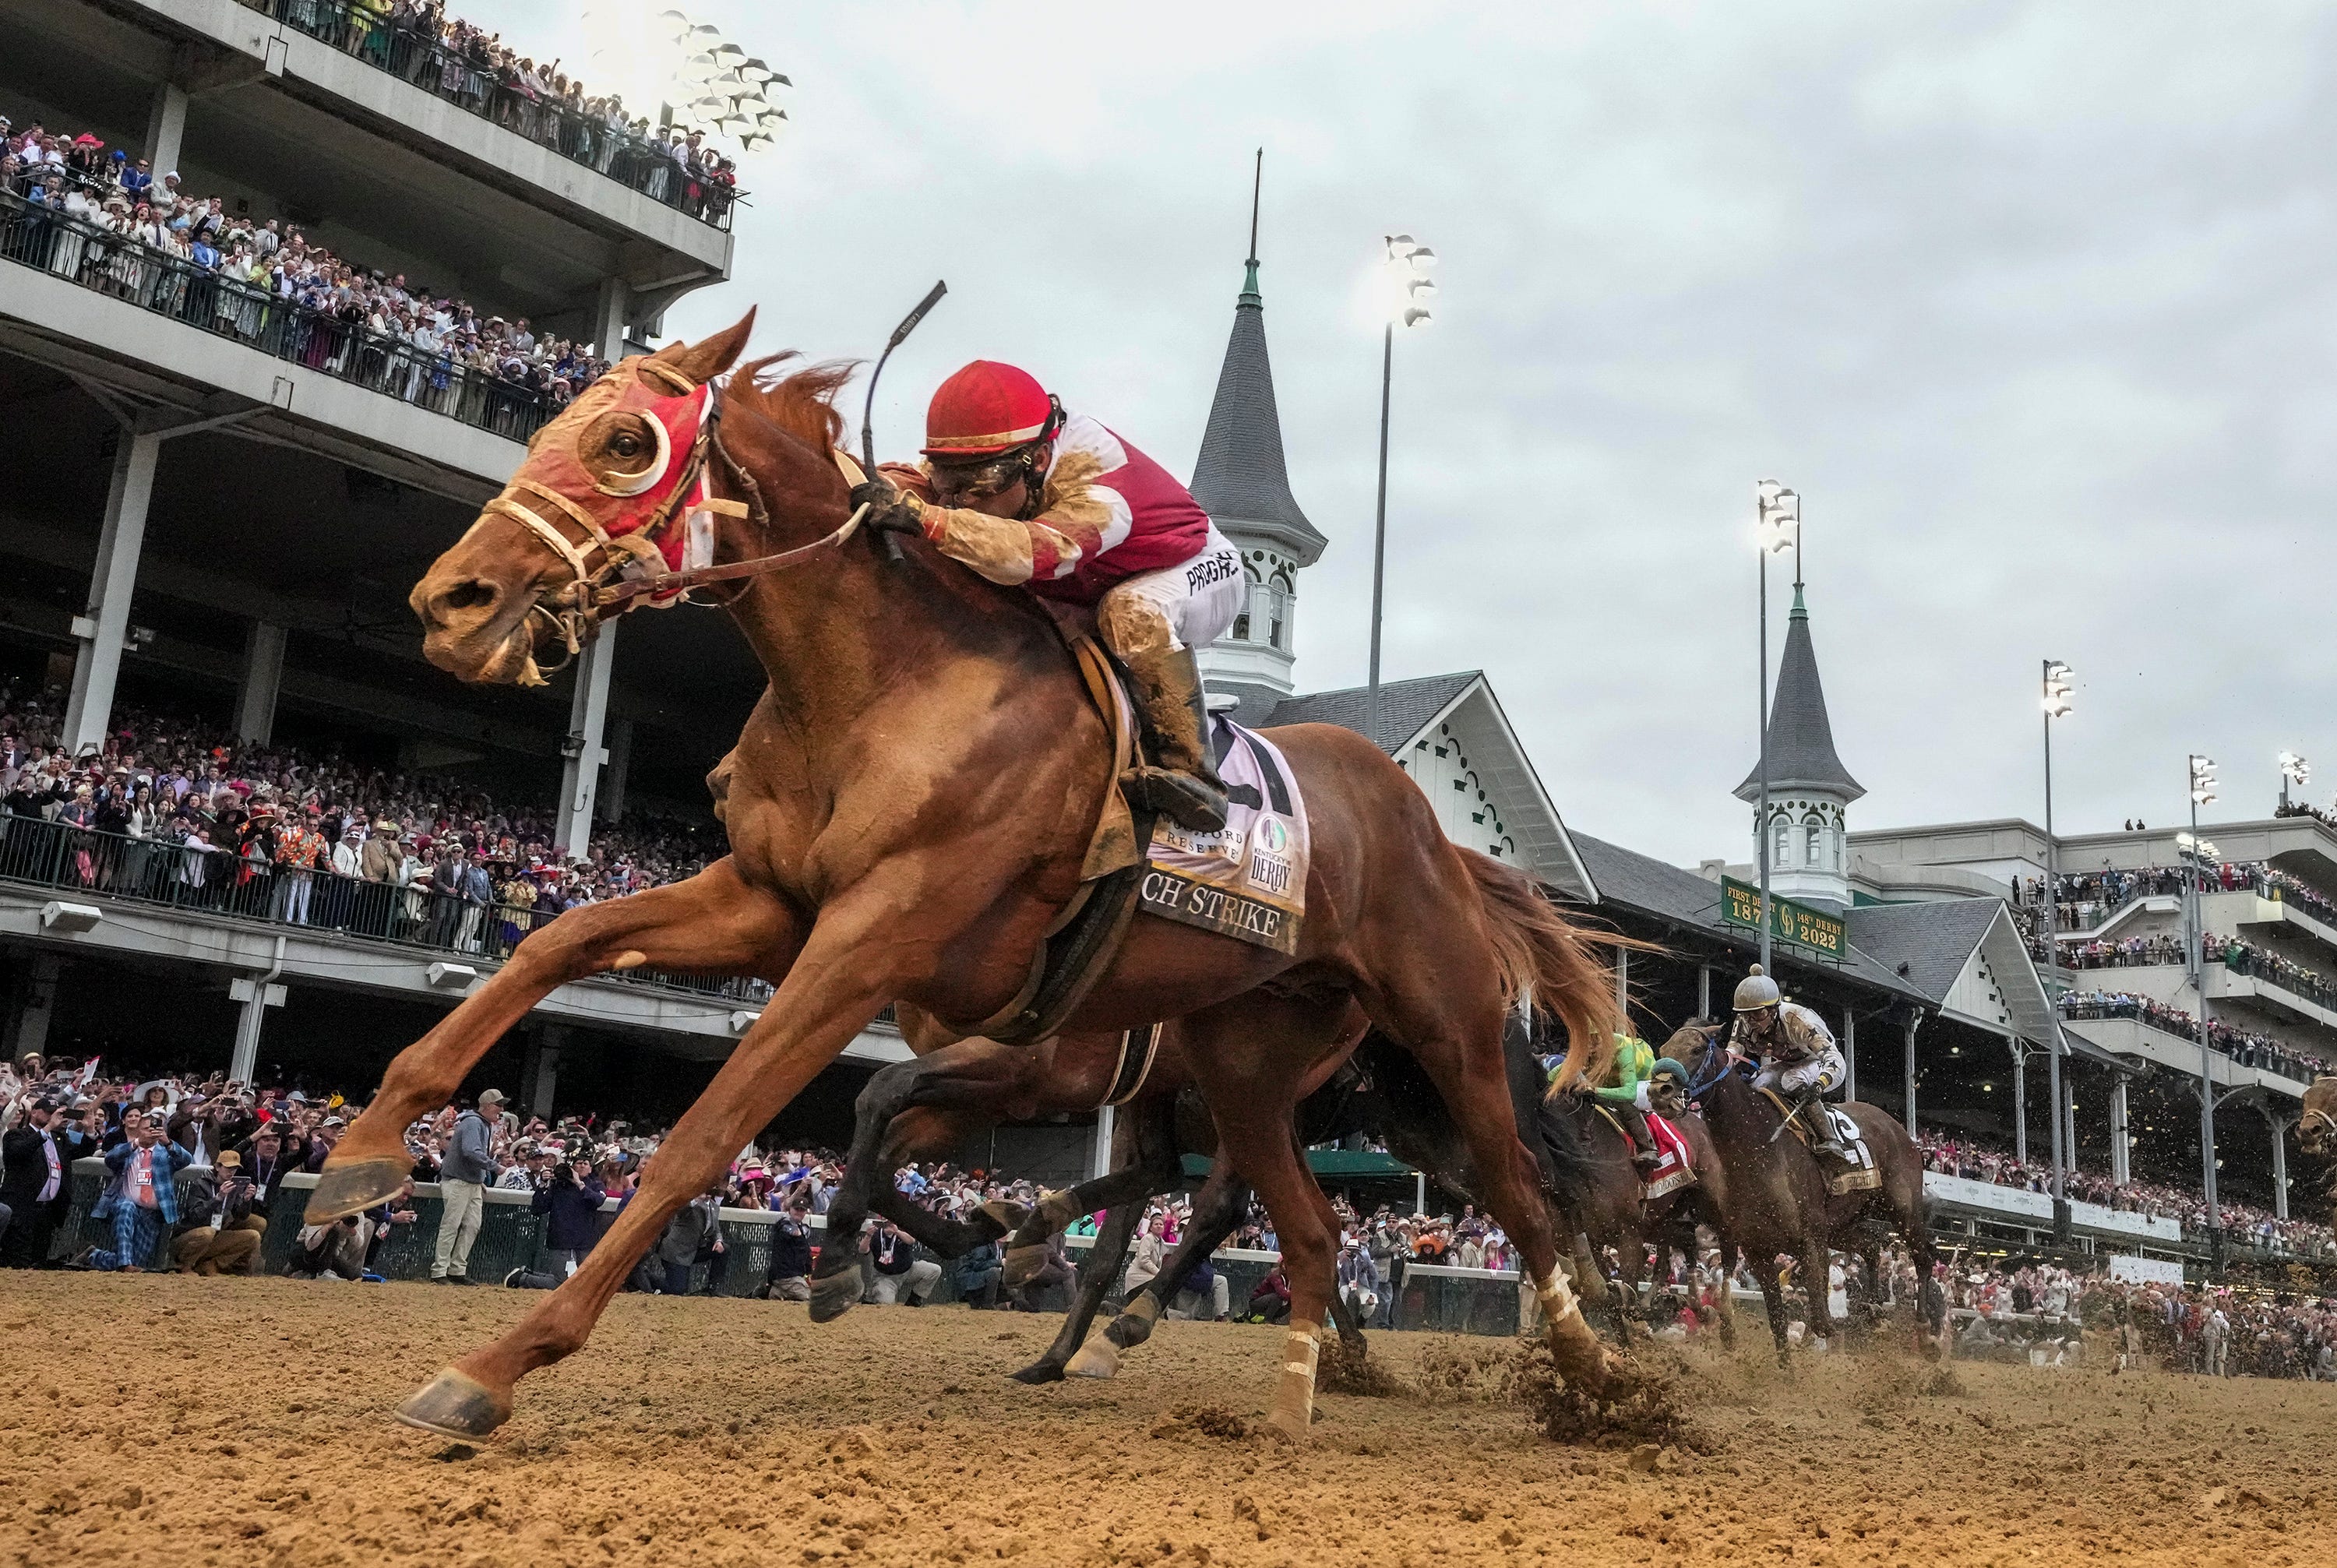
{"left": 308, "top": 316, "right": 1628, "bottom": 1442}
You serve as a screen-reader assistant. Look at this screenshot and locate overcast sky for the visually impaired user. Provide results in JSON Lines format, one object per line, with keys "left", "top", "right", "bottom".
{"left": 477, "top": 1, "right": 2337, "bottom": 868}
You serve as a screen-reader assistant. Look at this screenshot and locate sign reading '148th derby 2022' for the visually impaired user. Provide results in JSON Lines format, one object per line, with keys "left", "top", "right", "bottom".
{"left": 1718, "top": 876, "right": 1846, "bottom": 958}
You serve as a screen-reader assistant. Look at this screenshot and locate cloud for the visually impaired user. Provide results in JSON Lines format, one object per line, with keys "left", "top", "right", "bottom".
{"left": 472, "top": 0, "right": 2337, "bottom": 865}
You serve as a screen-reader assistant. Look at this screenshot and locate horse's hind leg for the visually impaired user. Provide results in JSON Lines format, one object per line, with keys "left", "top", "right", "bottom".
{"left": 1357, "top": 961, "right": 1616, "bottom": 1396}
{"left": 1019, "top": 1197, "right": 1144, "bottom": 1384}
{"left": 1001, "top": 1095, "right": 1182, "bottom": 1291}
{"left": 1754, "top": 1252, "right": 1793, "bottom": 1369}
{"left": 313, "top": 861, "right": 802, "bottom": 1222}
{"left": 1091, "top": 1161, "right": 1250, "bottom": 1372}
{"left": 1175, "top": 995, "right": 1350, "bottom": 1443}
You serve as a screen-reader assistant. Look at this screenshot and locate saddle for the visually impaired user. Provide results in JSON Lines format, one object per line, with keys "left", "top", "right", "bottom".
{"left": 1591, "top": 1103, "right": 1697, "bottom": 1201}
{"left": 1758, "top": 1087, "right": 1881, "bottom": 1196}
{"left": 950, "top": 639, "right": 1309, "bottom": 1048}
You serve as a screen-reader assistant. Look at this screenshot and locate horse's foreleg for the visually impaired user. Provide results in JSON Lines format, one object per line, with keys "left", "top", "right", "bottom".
{"left": 393, "top": 895, "right": 913, "bottom": 1439}
{"left": 312, "top": 862, "right": 798, "bottom": 1221}
{"left": 1020, "top": 1198, "right": 1144, "bottom": 1384}
{"left": 1756, "top": 1253, "right": 1792, "bottom": 1369}
{"left": 811, "top": 1039, "right": 1029, "bottom": 1322}
{"left": 1091, "top": 1161, "right": 1250, "bottom": 1371}
{"left": 1803, "top": 1238, "right": 1837, "bottom": 1351}
{"left": 1003, "top": 1093, "right": 1180, "bottom": 1290}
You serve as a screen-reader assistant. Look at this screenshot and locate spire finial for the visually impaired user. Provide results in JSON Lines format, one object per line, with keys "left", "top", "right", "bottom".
{"left": 1243, "top": 148, "right": 1263, "bottom": 297}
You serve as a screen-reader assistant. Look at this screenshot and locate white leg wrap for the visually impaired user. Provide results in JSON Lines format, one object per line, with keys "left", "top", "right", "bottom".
{"left": 1536, "top": 1267, "right": 1581, "bottom": 1326}
{"left": 1064, "top": 1337, "right": 1122, "bottom": 1379}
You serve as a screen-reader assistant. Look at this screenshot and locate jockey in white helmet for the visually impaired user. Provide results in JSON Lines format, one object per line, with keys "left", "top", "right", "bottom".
{"left": 1729, "top": 965, "right": 1849, "bottom": 1161}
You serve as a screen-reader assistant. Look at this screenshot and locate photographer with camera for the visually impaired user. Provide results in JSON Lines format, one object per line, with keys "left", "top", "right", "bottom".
{"left": 170, "top": 1147, "right": 265, "bottom": 1274}
{"left": 520, "top": 1152, "right": 605, "bottom": 1284}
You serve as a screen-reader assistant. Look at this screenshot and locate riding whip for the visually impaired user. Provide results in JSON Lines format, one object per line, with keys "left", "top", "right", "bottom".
{"left": 860, "top": 280, "right": 948, "bottom": 561}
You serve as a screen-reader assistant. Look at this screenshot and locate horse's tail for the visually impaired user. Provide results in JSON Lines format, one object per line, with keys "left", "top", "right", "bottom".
{"left": 1461, "top": 848, "right": 1644, "bottom": 1094}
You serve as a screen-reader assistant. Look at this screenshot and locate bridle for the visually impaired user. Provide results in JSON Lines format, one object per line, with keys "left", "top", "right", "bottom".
{"left": 479, "top": 359, "right": 873, "bottom": 682}
{"left": 1682, "top": 1023, "right": 1740, "bottom": 1101}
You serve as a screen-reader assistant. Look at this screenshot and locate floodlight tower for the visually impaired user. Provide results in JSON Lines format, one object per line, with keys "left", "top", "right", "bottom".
{"left": 1365, "top": 234, "right": 1436, "bottom": 745}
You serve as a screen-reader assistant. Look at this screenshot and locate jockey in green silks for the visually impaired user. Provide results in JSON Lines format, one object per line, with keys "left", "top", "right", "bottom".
{"left": 1551, "top": 1034, "right": 1676, "bottom": 1167}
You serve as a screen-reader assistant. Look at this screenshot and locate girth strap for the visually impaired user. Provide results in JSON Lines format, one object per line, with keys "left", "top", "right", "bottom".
{"left": 1100, "top": 1022, "right": 1165, "bottom": 1108}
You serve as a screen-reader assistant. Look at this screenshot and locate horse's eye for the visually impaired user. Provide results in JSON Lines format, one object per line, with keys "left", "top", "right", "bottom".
{"left": 609, "top": 432, "right": 641, "bottom": 459}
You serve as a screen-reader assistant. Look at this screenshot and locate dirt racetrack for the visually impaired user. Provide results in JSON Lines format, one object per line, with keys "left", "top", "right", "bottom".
{"left": 4, "top": 1273, "right": 2332, "bottom": 1567}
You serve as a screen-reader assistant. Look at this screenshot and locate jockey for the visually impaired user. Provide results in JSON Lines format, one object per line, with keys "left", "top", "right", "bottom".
{"left": 854, "top": 361, "right": 1246, "bottom": 832}
{"left": 1585, "top": 1033, "right": 1663, "bottom": 1165}
{"left": 1729, "top": 965, "right": 1849, "bottom": 1161}
{"left": 1546, "top": 1034, "right": 1688, "bottom": 1169}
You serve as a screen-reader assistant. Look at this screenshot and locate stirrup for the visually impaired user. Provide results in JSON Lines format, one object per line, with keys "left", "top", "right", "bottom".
{"left": 1121, "top": 766, "right": 1227, "bottom": 833}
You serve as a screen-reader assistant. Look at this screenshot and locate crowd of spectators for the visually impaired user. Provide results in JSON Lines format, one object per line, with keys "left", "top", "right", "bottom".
{"left": 244, "top": 0, "right": 742, "bottom": 224}
{"left": 3, "top": 107, "right": 611, "bottom": 438}
{"left": 2059, "top": 990, "right": 2333, "bottom": 1079}
{"left": 2015, "top": 857, "right": 2337, "bottom": 937}
{"left": 0, "top": 684, "right": 726, "bottom": 967}
{"left": 1916, "top": 1128, "right": 2337, "bottom": 1257}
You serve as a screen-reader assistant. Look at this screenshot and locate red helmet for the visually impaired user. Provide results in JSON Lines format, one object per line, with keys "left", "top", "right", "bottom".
{"left": 922, "top": 360, "right": 1056, "bottom": 460}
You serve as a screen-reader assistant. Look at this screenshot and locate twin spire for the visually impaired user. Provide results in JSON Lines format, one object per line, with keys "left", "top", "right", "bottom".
{"left": 1189, "top": 151, "right": 1326, "bottom": 568}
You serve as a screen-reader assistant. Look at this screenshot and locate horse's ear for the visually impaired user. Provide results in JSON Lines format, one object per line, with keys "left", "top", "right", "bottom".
{"left": 652, "top": 308, "right": 757, "bottom": 387}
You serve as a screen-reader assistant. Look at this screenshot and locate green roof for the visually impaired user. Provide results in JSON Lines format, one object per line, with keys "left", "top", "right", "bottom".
{"left": 1181, "top": 1150, "right": 1415, "bottom": 1179}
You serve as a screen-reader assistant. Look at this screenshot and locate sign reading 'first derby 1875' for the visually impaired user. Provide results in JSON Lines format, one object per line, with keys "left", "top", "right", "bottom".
{"left": 1719, "top": 876, "right": 1846, "bottom": 959}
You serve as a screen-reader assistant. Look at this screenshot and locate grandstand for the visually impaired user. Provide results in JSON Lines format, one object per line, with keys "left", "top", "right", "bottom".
{"left": 0, "top": 0, "right": 918, "bottom": 1136}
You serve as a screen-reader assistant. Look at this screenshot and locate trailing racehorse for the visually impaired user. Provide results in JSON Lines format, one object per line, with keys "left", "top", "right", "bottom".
{"left": 306, "top": 318, "right": 1630, "bottom": 1443}
{"left": 1664, "top": 1020, "right": 1934, "bottom": 1365}
{"left": 1542, "top": 1084, "right": 1727, "bottom": 1342}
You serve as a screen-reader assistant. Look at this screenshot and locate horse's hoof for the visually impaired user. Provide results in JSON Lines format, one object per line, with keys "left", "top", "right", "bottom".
{"left": 1260, "top": 1410, "right": 1309, "bottom": 1445}
{"left": 1105, "top": 1311, "right": 1157, "bottom": 1351}
{"left": 305, "top": 1158, "right": 409, "bottom": 1224}
{"left": 977, "top": 1198, "right": 1032, "bottom": 1237}
{"left": 394, "top": 1369, "right": 509, "bottom": 1440}
{"left": 1000, "top": 1245, "right": 1049, "bottom": 1291}
{"left": 1010, "top": 1358, "right": 1068, "bottom": 1385}
{"left": 1063, "top": 1338, "right": 1121, "bottom": 1379}
{"left": 807, "top": 1270, "right": 862, "bottom": 1323}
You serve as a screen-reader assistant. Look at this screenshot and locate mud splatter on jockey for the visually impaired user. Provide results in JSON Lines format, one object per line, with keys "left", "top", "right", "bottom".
{"left": 1729, "top": 964, "right": 1849, "bottom": 1161}
{"left": 851, "top": 360, "right": 1246, "bottom": 831}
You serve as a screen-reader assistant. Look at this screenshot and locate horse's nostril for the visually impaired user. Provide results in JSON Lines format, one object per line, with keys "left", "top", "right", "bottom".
{"left": 441, "top": 580, "right": 497, "bottom": 613}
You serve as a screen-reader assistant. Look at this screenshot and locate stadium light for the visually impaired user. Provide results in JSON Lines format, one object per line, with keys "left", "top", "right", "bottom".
{"left": 2280, "top": 751, "right": 2311, "bottom": 811}
{"left": 1368, "top": 227, "right": 1440, "bottom": 752}
{"left": 2043, "top": 660, "right": 2073, "bottom": 719}
{"left": 2189, "top": 753, "right": 2218, "bottom": 807}
{"left": 583, "top": 5, "right": 791, "bottom": 152}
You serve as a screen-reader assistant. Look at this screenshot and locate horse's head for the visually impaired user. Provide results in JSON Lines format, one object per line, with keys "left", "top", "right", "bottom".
{"left": 1658, "top": 1017, "right": 1729, "bottom": 1080}
{"left": 2301, "top": 1074, "right": 2337, "bottom": 1158}
{"left": 411, "top": 312, "right": 757, "bottom": 685}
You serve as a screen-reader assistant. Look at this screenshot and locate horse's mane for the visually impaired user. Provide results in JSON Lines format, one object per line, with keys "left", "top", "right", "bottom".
{"left": 723, "top": 353, "right": 856, "bottom": 453}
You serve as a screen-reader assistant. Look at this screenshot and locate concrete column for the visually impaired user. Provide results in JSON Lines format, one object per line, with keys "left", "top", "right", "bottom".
{"left": 597, "top": 717, "right": 634, "bottom": 823}
{"left": 1613, "top": 946, "right": 1629, "bottom": 1027}
{"left": 1414, "top": 1170, "right": 1427, "bottom": 1217}
{"left": 227, "top": 975, "right": 284, "bottom": 1083}
{"left": 9, "top": 953, "right": 63, "bottom": 1061}
{"left": 144, "top": 80, "right": 188, "bottom": 180}
{"left": 63, "top": 432, "right": 161, "bottom": 756}
{"left": 555, "top": 625, "right": 618, "bottom": 857}
{"left": 523, "top": 1027, "right": 566, "bottom": 1120}
{"left": 1902, "top": 1013, "right": 1922, "bottom": 1136}
{"left": 594, "top": 277, "right": 633, "bottom": 361}
{"left": 1697, "top": 965, "right": 1711, "bottom": 1019}
{"left": 2009, "top": 1041, "right": 2029, "bottom": 1165}
{"left": 2062, "top": 1073, "right": 2078, "bottom": 1179}
{"left": 234, "top": 621, "right": 288, "bottom": 744}
{"left": 2110, "top": 1076, "right": 2130, "bottom": 1186}
{"left": 1842, "top": 1007, "right": 1856, "bottom": 1101}
{"left": 1088, "top": 1104, "right": 1116, "bottom": 1182}
{"left": 2264, "top": 1106, "right": 2292, "bottom": 1221}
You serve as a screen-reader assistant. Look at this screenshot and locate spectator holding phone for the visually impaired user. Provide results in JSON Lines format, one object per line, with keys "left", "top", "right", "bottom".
{"left": 528, "top": 1154, "right": 605, "bottom": 1281}
{"left": 79, "top": 1111, "right": 190, "bottom": 1271}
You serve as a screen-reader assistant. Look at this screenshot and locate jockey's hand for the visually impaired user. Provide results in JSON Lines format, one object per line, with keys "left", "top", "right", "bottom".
{"left": 850, "top": 479, "right": 923, "bottom": 537}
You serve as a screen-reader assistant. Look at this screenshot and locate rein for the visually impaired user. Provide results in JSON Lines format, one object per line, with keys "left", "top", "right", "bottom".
{"left": 481, "top": 363, "right": 871, "bottom": 680}
{"left": 1683, "top": 1027, "right": 1739, "bottom": 1101}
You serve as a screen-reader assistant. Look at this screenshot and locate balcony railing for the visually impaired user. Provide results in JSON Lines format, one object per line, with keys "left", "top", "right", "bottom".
{"left": 0, "top": 811, "right": 769, "bottom": 1008}
{"left": 2057, "top": 993, "right": 2327, "bottom": 1084}
{"left": 231, "top": 0, "right": 742, "bottom": 231}
{"left": 2, "top": 190, "right": 552, "bottom": 444}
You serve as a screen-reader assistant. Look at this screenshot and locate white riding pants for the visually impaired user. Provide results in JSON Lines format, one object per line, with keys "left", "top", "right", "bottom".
{"left": 1752, "top": 1048, "right": 1845, "bottom": 1098}
{"left": 1095, "top": 527, "right": 1245, "bottom": 656}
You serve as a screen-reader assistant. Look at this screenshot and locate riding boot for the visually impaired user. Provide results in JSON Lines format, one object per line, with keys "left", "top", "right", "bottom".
{"left": 1119, "top": 645, "right": 1229, "bottom": 833}
{"left": 1620, "top": 1106, "right": 1663, "bottom": 1165}
{"left": 1799, "top": 1094, "right": 1849, "bottom": 1162}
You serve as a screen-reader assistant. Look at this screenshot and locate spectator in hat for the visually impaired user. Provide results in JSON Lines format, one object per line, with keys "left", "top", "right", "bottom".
{"left": 431, "top": 1088, "right": 501, "bottom": 1283}
{"left": 525, "top": 1152, "right": 605, "bottom": 1282}
{"left": 170, "top": 1149, "right": 264, "bottom": 1274}
{"left": 759, "top": 1190, "right": 815, "bottom": 1302}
